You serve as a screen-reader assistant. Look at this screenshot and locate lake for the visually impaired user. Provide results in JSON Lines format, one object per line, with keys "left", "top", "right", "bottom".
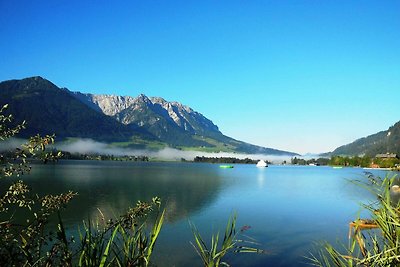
{"left": 2, "top": 161, "right": 391, "bottom": 266}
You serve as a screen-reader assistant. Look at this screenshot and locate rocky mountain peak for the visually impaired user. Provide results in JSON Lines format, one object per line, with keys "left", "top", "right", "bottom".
{"left": 136, "top": 94, "right": 152, "bottom": 104}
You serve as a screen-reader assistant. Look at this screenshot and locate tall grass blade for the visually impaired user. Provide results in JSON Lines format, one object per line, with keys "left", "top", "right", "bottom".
{"left": 99, "top": 224, "right": 119, "bottom": 267}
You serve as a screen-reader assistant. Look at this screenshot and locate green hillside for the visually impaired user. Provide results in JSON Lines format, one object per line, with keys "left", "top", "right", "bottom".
{"left": 331, "top": 121, "right": 400, "bottom": 156}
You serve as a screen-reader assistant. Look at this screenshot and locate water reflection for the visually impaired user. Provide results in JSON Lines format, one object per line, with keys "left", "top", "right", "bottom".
{"left": 257, "top": 167, "right": 267, "bottom": 188}
{"left": 3, "top": 161, "right": 225, "bottom": 226}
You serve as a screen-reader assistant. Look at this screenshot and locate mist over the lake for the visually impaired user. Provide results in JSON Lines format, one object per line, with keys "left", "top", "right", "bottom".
{"left": 55, "top": 138, "right": 292, "bottom": 163}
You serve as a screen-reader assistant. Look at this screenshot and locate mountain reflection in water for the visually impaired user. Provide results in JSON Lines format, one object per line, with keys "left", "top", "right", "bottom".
{"left": 12, "top": 161, "right": 223, "bottom": 225}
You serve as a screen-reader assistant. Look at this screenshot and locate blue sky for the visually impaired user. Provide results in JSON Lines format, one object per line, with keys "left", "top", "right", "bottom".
{"left": 1, "top": 0, "right": 399, "bottom": 154}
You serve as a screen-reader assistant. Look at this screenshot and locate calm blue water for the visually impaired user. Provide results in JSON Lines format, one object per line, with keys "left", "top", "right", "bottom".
{"left": 4, "top": 161, "right": 391, "bottom": 266}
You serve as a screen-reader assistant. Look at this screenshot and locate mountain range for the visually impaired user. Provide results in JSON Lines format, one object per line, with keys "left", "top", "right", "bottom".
{"left": 0, "top": 76, "right": 298, "bottom": 156}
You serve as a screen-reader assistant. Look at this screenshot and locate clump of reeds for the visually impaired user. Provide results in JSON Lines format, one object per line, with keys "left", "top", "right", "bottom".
{"left": 190, "top": 213, "right": 264, "bottom": 267}
{"left": 77, "top": 197, "right": 165, "bottom": 267}
{"left": 309, "top": 172, "right": 400, "bottom": 266}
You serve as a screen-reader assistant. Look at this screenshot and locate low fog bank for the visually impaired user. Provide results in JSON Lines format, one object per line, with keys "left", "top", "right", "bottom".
{"left": 56, "top": 139, "right": 293, "bottom": 164}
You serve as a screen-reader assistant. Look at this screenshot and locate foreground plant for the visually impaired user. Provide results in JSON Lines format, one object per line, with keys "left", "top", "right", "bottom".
{"left": 309, "top": 173, "right": 400, "bottom": 266}
{"left": 190, "top": 213, "right": 264, "bottom": 267}
{"left": 78, "top": 197, "right": 165, "bottom": 267}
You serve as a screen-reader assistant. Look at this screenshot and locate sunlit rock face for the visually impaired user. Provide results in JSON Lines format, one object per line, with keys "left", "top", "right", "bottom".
{"left": 72, "top": 93, "right": 137, "bottom": 116}
{"left": 74, "top": 92, "right": 220, "bottom": 136}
